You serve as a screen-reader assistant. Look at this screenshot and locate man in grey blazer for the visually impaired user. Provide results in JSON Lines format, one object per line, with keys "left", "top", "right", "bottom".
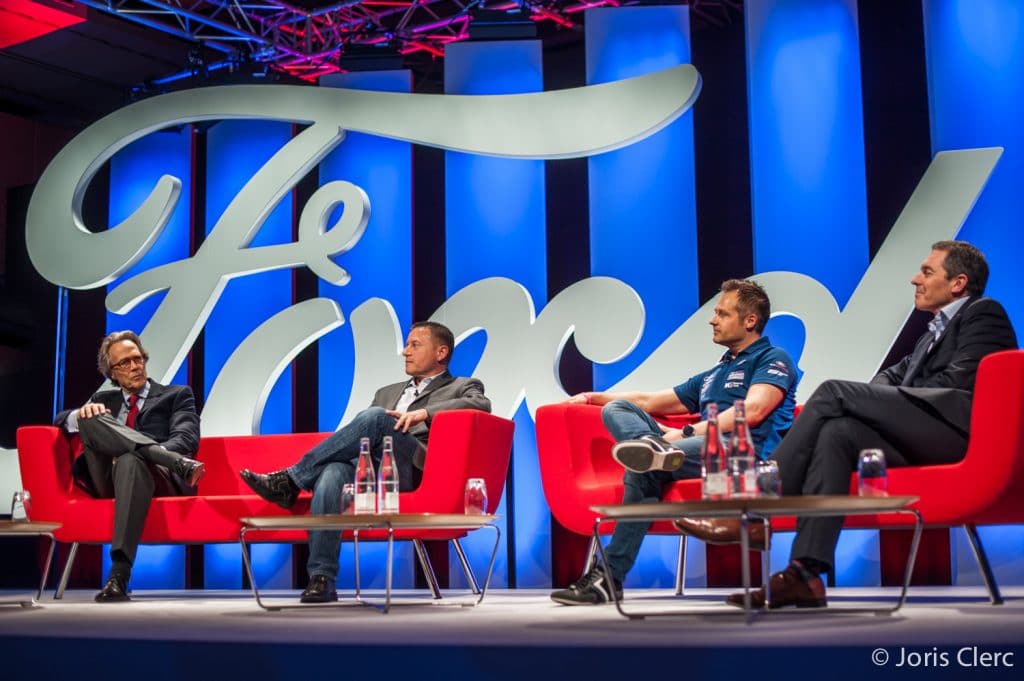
{"left": 675, "top": 241, "right": 1017, "bottom": 609}
{"left": 240, "top": 321, "right": 491, "bottom": 602}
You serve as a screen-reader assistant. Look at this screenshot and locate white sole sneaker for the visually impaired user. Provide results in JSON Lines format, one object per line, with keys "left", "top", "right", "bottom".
{"left": 611, "top": 438, "right": 684, "bottom": 473}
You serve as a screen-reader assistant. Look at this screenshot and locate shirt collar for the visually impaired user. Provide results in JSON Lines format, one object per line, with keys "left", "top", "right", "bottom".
{"left": 930, "top": 296, "right": 969, "bottom": 340}
{"left": 408, "top": 370, "right": 445, "bottom": 391}
{"left": 122, "top": 379, "right": 150, "bottom": 403}
{"left": 937, "top": 296, "right": 970, "bottom": 324}
{"left": 719, "top": 336, "right": 770, "bottom": 363}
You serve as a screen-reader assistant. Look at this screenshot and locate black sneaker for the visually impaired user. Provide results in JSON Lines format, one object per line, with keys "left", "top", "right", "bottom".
{"left": 300, "top": 574, "right": 338, "bottom": 603}
{"left": 550, "top": 567, "right": 623, "bottom": 606}
{"left": 612, "top": 434, "right": 684, "bottom": 473}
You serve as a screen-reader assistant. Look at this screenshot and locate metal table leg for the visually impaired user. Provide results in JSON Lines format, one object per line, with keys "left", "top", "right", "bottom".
{"left": 595, "top": 507, "right": 924, "bottom": 620}
{"left": 240, "top": 520, "right": 501, "bottom": 613}
{"left": 240, "top": 528, "right": 358, "bottom": 612}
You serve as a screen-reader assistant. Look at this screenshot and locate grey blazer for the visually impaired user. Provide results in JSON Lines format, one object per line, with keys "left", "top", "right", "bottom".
{"left": 370, "top": 370, "right": 491, "bottom": 468}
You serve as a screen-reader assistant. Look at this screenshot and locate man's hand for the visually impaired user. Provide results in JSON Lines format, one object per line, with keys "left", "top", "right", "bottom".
{"left": 387, "top": 408, "right": 428, "bottom": 433}
{"left": 77, "top": 402, "right": 111, "bottom": 420}
{"left": 660, "top": 427, "right": 685, "bottom": 442}
{"left": 565, "top": 393, "right": 590, "bottom": 404}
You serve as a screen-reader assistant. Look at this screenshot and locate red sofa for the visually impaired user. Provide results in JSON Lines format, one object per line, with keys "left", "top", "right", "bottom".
{"left": 16, "top": 409, "right": 514, "bottom": 598}
{"left": 536, "top": 350, "right": 1024, "bottom": 603}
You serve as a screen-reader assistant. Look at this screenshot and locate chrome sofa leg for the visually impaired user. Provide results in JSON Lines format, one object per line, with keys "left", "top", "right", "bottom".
{"left": 412, "top": 539, "right": 442, "bottom": 600}
{"left": 452, "top": 538, "right": 480, "bottom": 594}
{"left": 54, "top": 542, "right": 78, "bottom": 600}
{"left": 582, "top": 535, "right": 599, "bottom": 574}
{"left": 965, "top": 524, "right": 1003, "bottom": 605}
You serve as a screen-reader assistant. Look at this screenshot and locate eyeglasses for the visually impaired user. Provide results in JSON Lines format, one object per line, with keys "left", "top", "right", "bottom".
{"left": 111, "top": 355, "right": 146, "bottom": 371}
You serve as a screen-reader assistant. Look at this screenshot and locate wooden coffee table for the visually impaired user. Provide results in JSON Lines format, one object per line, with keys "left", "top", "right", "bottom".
{"left": 240, "top": 513, "right": 499, "bottom": 613}
{"left": 0, "top": 521, "right": 60, "bottom": 607}
{"left": 591, "top": 495, "right": 921, "bottom": 621}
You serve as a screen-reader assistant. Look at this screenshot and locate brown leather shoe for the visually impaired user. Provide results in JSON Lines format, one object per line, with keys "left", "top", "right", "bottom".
{"left": 726, "top": 565, "right": 827, "bottom": 609}
{"left": 672, "top": 517, "right": 769, "bottom": 551}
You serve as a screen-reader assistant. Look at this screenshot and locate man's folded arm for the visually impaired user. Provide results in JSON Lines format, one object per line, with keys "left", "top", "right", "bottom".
{"left": 872, "top": 355, "right": 910, "bottom": 386}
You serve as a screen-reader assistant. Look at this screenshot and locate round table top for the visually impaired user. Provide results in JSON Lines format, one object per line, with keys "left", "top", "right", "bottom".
{"left": 0, "top": 520, "right": 61, "bottom": 533}
{"left": 241, "top": 512, "right": 497, "bottom": 530}
{"left": 591, "top": 495, "right": 919, "bottom": 520}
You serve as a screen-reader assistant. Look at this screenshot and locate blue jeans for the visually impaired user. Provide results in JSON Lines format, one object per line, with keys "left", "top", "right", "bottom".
{"left": 600, "top": 400, "right": 703, "bottom": 582}
{"left": 291, "top": 407, "right": 422, "bottom": 581}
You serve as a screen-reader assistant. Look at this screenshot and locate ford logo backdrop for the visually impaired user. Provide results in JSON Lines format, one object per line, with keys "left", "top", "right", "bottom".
{"left": 24, "top": 1, "right": 1024, "bottom": 591}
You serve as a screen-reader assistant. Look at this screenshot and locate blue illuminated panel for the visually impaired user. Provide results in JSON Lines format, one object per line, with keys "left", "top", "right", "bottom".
{"left": 317, "top": 71, "right": 413, "bottom": 432}
{"left": 106, "top": 128, "right": 191, "bottom": 382}
{"left": 745, "top": 0, "right": 874, "bottom": 587}
{"left": 103, "top": 127, "right": 192, "bottom": 589}
{"left": 745, "top": 0, "right": 869, "bottom": 309}
{"left": 586, "top": 5, "right": 701, "bottom": 589}
{"left": 317, "top": 70, "right": 415, "bottom": 589}
{"left": 203, "top": 120, "right": 294, "bottom": 588}
{"left": 587, "top": 6, "right": 699, "bottom": 390}
{"left": 445, "top": 40, "right": 548, "bottom": 587}
{"left": 923, "top": 0, "right": 1024, "bottom": 586}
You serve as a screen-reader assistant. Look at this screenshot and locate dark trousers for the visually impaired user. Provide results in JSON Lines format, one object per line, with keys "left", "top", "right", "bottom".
{"left": 772, "top": 379, "right": 967, "bottom": 570}
{"left": 75, "top": 414, "right": 193, "bottom": 569}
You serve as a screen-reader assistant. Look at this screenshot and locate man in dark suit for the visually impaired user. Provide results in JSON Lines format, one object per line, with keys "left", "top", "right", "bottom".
{"left": 56, "top": 331, "right": 203, "bottom": 602}
{"left": 241, "top": 321, "right": 491, "bottom": 603}
{"left": 675, "top": 240, "right": 1018, "bottom": 608}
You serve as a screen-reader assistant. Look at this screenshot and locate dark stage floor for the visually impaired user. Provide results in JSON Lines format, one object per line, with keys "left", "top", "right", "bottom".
{"left": 2, "top": 587, "right": 1023, "bottom": 680}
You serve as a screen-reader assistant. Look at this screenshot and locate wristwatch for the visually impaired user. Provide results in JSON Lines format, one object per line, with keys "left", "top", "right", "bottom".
{"left": 682, "top": 424, "right": 696, "bottom": 438}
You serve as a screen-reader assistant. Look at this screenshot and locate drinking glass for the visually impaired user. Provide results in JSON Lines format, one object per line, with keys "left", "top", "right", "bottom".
{"left": 10, "top": 490, "right": 31, "bottom": 522}
{"left": 341, "top": 483, "right": 355, "bottom": 515}
{"left": 756, "top": 460, "right": 782, "bottom": 498}
{"left": 464, "top": 478, "right": 488, "bottom": 515}
{"left": 858, "top": 449, "right": 888, "bottom": 497}
{"left": 729, "top": 455, "right": 758, "bottom": 498}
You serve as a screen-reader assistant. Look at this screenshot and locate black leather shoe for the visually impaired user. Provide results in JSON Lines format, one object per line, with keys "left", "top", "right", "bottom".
{"left": 95, "top": 574, "right": 130, "bottom": 603}
{"left": 726, "top": 565, "right": 827, "bottom": 609}
{"left": 240, "top": 469, "right": 300, "bottom": 509}
{"left": 672, "top": 517, "right": 769, "bottom": 551}
{"left": 175, "top": 457, "right": 206, "bottom": 487}
{"left": 300, "top": 575, "right": 338, "bottom": 603}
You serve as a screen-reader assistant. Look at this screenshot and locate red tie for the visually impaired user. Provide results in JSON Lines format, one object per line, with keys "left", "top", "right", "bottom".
{"left": 125, "top": 394, "right": 139, "bottom": 429}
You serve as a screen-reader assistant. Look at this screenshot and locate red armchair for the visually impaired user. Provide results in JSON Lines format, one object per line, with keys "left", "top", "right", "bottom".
{"left": 536, "top": 405, "right": 701, "bottom": 591}
{"left": 536, "top": 350, "right": 1024, "bottom": 603}
{"left": 16, "top": 409, "right": 514, "bottom": 598}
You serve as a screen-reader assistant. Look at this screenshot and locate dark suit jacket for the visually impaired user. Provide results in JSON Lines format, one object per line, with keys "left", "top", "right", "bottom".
{"left": 370, "top": 370, "right": 491, "bottom": 468}
{"left": 56, "top": 381, "right": 201, "bottom": 486}
{"left": 872, "top": 297, "right": 1018, "bottom": 434}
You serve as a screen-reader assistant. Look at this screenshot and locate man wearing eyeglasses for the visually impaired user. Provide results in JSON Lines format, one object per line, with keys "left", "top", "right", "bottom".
{"left": 55, "top": 331, "right": 202, "bottom": 602}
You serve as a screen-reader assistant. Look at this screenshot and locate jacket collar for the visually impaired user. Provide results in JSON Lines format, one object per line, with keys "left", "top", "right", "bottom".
{"left": 408, "top": 370, "right": 453, "bottom": 405}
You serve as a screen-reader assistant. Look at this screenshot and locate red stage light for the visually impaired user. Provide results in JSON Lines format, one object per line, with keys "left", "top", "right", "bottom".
{"left": 0, "top": 0, "right": 86, "bottom": 49}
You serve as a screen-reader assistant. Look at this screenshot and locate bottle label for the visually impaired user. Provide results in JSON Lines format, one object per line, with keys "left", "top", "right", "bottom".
{"left": 354, "top": 493, "right": 376, "bottom": 515}
{"left": 703, "top": 471, "right": 728, "bottom": 499}
{"left": 380, "top": 492, "right": 400, "bottom": 514}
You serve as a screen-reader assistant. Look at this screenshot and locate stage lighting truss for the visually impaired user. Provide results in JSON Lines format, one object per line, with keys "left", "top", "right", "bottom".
{"left": 77, "top": 0, "right": 740, "bottom": 82}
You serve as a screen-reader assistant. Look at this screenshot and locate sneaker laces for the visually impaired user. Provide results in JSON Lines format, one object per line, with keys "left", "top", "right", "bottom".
{"left": 571, "top": 568, "right": 606, "bottom": 592}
